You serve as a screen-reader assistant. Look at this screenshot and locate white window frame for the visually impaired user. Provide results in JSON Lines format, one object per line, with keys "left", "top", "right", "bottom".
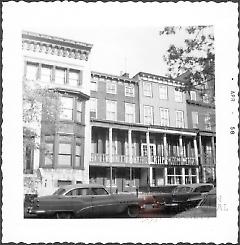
{"left": 125, "top": 103, "right": 135, "bottom": 123}
{"left": 175, "top": 89, "right": 183, "bottom": 102}
{"left": 106, "top": 100, "right": 117, "bottom": 121}
{"left": 55, "top": 67, "right": 66, "bottom": 85}
{"left": 90, "top": 77, "right": 98, "bottom": 91}
{"left": 159, "top": 108, "right": 169, "bottom": 126}
{"left": 69, "top": 69, "right": 80, "bottom": 87}
{"left": 106, "top": 80, "right": 117, "bottom": 94}
{"left": 204, "top": 114, "right": 212, "bottom": 130}
{"left": 190, "top": 91, "right": 197, "bottom": 101}
{"left": 26, "top": 63, "right": 38, "bottom": 80}
{"left": 60, "top": 96, "right": 73, "bottom": 120}
{"left": 125, "top": 84, "right": 135, "bottom": 97}
{"left": 143, "top": 82, "right": 152, "bottom": 97}
{"left": 192, "top": 111, "right": 199, "bottom": 128}
{"left": 90, "top": 98, "right": 97, "bottom": 118}
{"left": 143, "top": 105, "right": 154, "bottom": 125}
{"left": 175, "top": 110, "right": 184, "bottom": 128}
{"left": 159, "top": 85, "right": 168, "bottom": 100}
{"left": 41, "top": 65, "right": 52, "bottom": 83}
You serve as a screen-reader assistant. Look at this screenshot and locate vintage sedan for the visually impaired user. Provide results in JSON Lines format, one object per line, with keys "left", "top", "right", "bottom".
{"left": 162, "top": 183, "right": 214, "bottom": 212}
{"left": 175, "top": 188, "right": 216, "bottom": 218}
{"left": 27, "top": 184, "right": 141, "bottom": 218}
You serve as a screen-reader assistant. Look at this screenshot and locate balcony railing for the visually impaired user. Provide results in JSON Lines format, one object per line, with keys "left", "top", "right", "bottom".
{"left": 90, "top": 153, "right": 197, "bottom": 166}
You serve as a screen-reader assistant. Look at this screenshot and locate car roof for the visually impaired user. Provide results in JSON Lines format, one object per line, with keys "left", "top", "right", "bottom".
{"left": 175, "top": 183, "right": 214, "bottom": 189}
{"left": 59, "top": 183, "right": 105, "bottom": 191}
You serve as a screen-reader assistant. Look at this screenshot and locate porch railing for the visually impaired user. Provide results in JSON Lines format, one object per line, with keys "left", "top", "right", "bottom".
{"left": 90, "top": 153, "right": 197, "bottom": 166}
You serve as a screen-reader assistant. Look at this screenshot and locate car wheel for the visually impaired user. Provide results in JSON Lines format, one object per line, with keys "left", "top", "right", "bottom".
{"left": 55, "top": 212, "right": 73, "bottom": 219}
{"left": 127, "top": 206, "right": 140, "bottom": 218}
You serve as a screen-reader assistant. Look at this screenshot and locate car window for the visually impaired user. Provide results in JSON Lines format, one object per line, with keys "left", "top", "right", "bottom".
{"left": 200, "top": 194, "right": 216, "bottom": 207}
{"left": 174, "top": 187, "right": 192, "bottom": 193}
{"left": 92, "top": 188, "right": 108, "bottom": 195}
{"left": 65, "top": 188, "right": 93, "bottom": 196}
{"left": 53, "top": 188, "right": 66, "bottom": 195}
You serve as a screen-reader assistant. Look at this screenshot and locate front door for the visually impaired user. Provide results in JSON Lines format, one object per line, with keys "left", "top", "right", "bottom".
{"left": 141, "top": 143, "right": 156, "bottom": 163}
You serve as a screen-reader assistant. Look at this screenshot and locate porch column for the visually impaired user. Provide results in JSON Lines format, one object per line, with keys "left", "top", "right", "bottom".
{"left": 164, "top": 167, "right": 168, "bottom": 185}
{"left": 179, "top": 135, "right": 183, "bottom": 164}
{"left": 193, "top": 137, "right": 199, "bottom": 165}
{"left": 211, "top": 136, "right": 216, "bottom": 166}
{"left": 128, "top": 129, "right": 133, "bottom": 164}
{"left": 199, "top": 135, "right": 206, "bottom": 183}
{"left": 146, "top": 131, "right": 153, "bottom": 186}
{"left": 149, "top": 167, "right": 153, "bottom": 186}
{"left": 196, "top": 167, "right": 200, "bottom": 183}
{"left": 109, "top": 128, "right": 113, "bottom": 163}
{"left": 109, "top": 128, "right": 113, "bottom": 193}
{"left": 163, "top": 133, "right": 168, "bottom": 165}
{"left": 181, "top": 167, "right": 185, "bottom": 184}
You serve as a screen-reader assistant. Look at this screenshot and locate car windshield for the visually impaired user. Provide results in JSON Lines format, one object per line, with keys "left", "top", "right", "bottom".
{"left": 52, "top": 188, "right": 66, "bottom": 195}
{"left": 173, "top": 186, "right": 193, "bottom": 194}
{"left": 200, "top": 194, "right": 216, "bottom": 207}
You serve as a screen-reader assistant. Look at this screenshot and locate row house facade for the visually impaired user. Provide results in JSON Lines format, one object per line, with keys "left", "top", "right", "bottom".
{"left": 23, "top": 31, "right": 216, "bottom": 195}
{"left": 22, "top": 31, "right": 93, "bottom": 195}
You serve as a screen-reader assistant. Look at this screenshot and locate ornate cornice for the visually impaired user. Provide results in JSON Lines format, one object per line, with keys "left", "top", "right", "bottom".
{"left": 22, "top": 31, "right": 93, "bottom": 61}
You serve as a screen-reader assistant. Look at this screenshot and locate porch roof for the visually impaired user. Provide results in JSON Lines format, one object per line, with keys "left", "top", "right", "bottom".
{"left": 90, "top": 119, "right": 198, "bottom": 136}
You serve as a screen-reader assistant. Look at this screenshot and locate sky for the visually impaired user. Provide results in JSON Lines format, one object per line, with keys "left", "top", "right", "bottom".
{"left": 15, "top": 3, "right": 190, "bottom": 78}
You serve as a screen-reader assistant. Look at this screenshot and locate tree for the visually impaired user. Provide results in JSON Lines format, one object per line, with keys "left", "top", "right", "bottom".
{"left": 23, "top": 80, "right": 61, "bottom": 151}
{"left": 159, "top": 26, "right": 215, "bottom": 102}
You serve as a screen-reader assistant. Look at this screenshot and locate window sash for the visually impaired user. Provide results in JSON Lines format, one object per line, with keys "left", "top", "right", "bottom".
{"left": 143, "top": 82, "right": 152, "bottom": 97}
{"left": 176, "top": 111, "right": 184, "bottom": 128}
{"left": 41, "top": 66, "right": 52, "bottom": 82}
{"left": 106, "top": 81, "right": 117, "bottom": 94}
{"left": 125, "top": 103, "right": 135, "bottom": 123}
{"left": 160, "top": 108, "right": 169, "bottom": 126}
{"left": 106, "top": 101, "right": 117, "bottom": 121}
{"left": 26, "top": 64, "right": 38, "bottom": 80}
{"left": 55, "top": 68, "right": 66, "bottom": 84}
{"left": 175, "top": 90, "right": 183, "bottom": 102}
{"left": 144, "top": 106, "right": 153, "bottom": 125}
{"left": 192, "top": 112, "right": 199, "bottom": 128}
{"left": 159, "top": 85, "right": 168, "bottom": 100}
{"left": 125, "top": 84, "right": 135, "bottom": 97}
{"left": 69, "top": 70, "right": 80, "bottom": 87}
{"left": 190, "top": 91, "right": 197, "bottom": 101}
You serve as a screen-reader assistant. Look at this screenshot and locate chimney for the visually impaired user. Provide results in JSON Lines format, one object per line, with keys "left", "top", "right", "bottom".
{"left": 121, "top": 72, "right": 130, "bottom": 78}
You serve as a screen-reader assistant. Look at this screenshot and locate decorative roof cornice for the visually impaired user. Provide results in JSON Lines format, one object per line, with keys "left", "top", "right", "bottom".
{"left": 134, "top": 71, "right": 185, "bottom": 86}
{"left": 91, "top": 71, "right": 137, "bottom": 84}
{"left": 22, "top": 31, "right": 93, "bottom": 61}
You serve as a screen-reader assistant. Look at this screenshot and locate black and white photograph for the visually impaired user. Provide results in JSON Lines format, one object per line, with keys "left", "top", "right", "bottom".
{"left": 2, "top": 2, "right": 239, "bottom": 244}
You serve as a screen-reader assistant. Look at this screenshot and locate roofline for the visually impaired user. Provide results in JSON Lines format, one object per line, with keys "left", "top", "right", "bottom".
{"left": 91, "top": 71, "right": 137, "bottom": 83}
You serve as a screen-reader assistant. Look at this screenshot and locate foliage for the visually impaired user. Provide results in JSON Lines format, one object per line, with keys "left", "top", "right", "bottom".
{"left": 159, "top": 26, "right": 215, "bottom": 100}
{"left": 23, "top": 80, "right": 61, "bottom": 149}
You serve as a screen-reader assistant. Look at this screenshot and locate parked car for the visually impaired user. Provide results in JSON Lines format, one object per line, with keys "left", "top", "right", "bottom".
{"left": 174, "top": 188, "right": 216, "bottom": 217}
{"left": 138, "top": 185, "right": 178, "bottom": 209}
{"left": 162, "top": 183, "right": 214, "bottom": 212}
{"left": 27, "top": 184, "right": 141, "bottom": 218}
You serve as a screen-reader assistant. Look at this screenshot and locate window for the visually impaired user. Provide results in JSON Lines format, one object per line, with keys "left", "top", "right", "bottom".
{"left": 192, "top": 111, "right": 199, "bottom": 128}
{"left": 90, "top": 78, "right": 98, "bottom": 91}
{"left": 143, "top": 82, "right": 152, "bottom": 97}
{"left": 69, "top": 69, "right": 80, "bottom": 87}
{"left": 159, "top": 108, "right": 169, "bottom": 126}
{"left": 90, "top": 98, "right": 97, "bottom": 118}
{"left": 106, "top": 80, "right": 117, "bottom": 94}
{"left": 60, "top": 97, "right": 73, "bottom": 120}
{"left": 92, "top": 188, "right": 108, "bottom": 195}
{"left": 75, "top": 137, "right": 82, "bottom": 168}
{"left": 26, "top": 63, "right": 38, "bottom": 80}
{"left": 55, "top": 67, "right": 66, "bottom": 84}
{"left": 190, "top": 91, "right": 197, "bottom": 101}
{"left": 203, "top": 94, "right": 209, "bottom": 103}
{"left": 106, "top": 100, "right": 117, "bottom": 121}
{"left": 66, "top": 188, "right": 92, "bottom": 196}
{"left": 125, "top": 103, "right": 135, "bottom": 123}
{"left": 144, "top": 105, "right": 153, "bottom": 125}
{"left": 58, "top": 135, "right": 72, "bottom": 167}
{"left": 176, "top": 110, "right": 184, "bottom": 128}
{"left": 159, "top": 85, "right": 168, "bottom": 100}
{"left": 44, "top": 135, "right": 54, "bottom": 167}
{"left": 76, "top": 101, "right": 82, "bottom": 123}
{"left": 41, "top": 65, "right": 52, "bottom": 83}
{"left": 175, "top": 89, "right": 183, "bottom": 102}
{"left": 205, "top": 114, "right": 212, "bottom": 130}
{"left": 125, "top": 84, "right": 135, "bottom": 97}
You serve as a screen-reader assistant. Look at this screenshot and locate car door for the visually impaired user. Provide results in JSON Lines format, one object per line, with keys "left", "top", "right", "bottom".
{"left": 64, "top": 188, "right": 94, "bottom": 218}
{"left": 91, "top": 187, "right": 120, "bottom": 217}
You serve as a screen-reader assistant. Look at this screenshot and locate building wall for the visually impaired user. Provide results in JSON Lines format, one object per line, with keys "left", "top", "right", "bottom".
{"left": 138, "top": 78, "right": 188, "bottom": 128}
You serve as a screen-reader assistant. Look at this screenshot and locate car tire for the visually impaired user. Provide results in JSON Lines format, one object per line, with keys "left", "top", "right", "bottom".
{"left": 127, "top": 206, "right": 140, "bottom": 218}
{"left": 55, "top": 212, "right": 73, "bottom": 219}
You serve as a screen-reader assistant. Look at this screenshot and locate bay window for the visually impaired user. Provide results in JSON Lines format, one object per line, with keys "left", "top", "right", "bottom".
{"left": 58, "top": 135, "right": 72, "bottom": 167}
{"left": 76, "top": 101, "right": 82, "bottom": 123}
{"left": 60, "top": 97, "right": 73, "bottom": 120}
